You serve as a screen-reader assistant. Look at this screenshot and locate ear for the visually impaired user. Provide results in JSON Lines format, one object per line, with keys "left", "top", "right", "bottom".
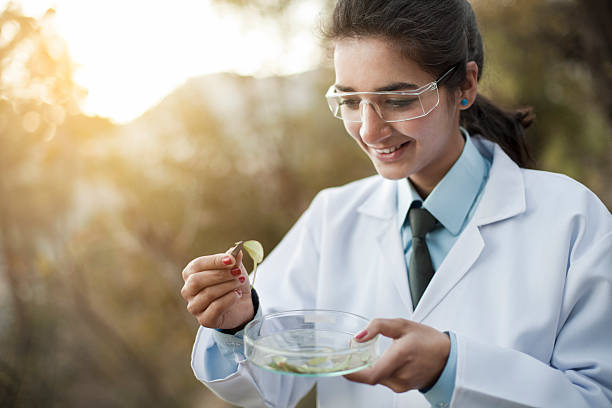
{"left": 458, "top": 61, "right": 478, "bottom": 110}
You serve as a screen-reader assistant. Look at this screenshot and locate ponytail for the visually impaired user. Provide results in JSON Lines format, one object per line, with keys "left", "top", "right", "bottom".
{"left": 460, "top": 95, "right": 535, "bottom": 167}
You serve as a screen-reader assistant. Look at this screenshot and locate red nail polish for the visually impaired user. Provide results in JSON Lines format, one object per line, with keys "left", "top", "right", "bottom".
{"left": 222, "top": 256, "right": 233, "bottom": 265}
{"left": 231, "top": 268, "right": 241, "bottom": 276}
{"left": 238, "top": 276, "right": 246, "bottom": 283}
{"left": 355, "top": 329, "right": 368, "bottom": 340}
{"left": 235, "top": 289, "right": 242, "bottom": 297}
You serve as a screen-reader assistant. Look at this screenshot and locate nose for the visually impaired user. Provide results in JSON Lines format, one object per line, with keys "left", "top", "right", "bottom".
{"left": 359, "top": 101, "right": 391, "bottom": 144}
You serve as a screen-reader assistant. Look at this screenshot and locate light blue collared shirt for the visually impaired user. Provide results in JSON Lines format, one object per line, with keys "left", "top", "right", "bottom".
{"left": 398, "top": 128, "right": 491, "bottom": 405}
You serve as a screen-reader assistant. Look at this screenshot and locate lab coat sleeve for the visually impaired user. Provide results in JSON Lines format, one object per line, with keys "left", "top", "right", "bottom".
{"left": 190, "top": 192, "right": 325, "bottom": 407}
{"left": 452, "top": 231, "right": 612, "bottom": 408}
{"left": 191, "top": 316, "right": 267, "bottom": 407}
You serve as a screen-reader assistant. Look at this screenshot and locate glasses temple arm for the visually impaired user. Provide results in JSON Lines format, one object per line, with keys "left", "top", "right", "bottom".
{"left": 435, "top": 64, "right": 460, "bottom": 85}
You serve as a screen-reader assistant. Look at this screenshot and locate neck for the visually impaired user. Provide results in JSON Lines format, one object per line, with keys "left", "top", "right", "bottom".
{"left": 409, "top": 129, "right": 465, "bottom": 199}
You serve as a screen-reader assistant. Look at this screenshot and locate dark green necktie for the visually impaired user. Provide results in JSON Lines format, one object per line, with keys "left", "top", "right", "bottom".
{"left": 408, "top": 207, "right": 438, "bottom": 308}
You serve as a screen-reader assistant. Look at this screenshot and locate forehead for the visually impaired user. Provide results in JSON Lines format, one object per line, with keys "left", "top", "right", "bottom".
{"left": 333, "top": 37, "right": 432, "bottom": 92}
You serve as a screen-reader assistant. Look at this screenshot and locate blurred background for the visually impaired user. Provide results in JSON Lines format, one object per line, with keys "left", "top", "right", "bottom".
{"left": 0, "top": 0, "right": 610, "bottom": 407}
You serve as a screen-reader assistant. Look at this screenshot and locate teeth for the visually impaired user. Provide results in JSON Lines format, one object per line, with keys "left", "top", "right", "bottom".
{"left": 375, "top": 144, "right": 401, "bottom": 154}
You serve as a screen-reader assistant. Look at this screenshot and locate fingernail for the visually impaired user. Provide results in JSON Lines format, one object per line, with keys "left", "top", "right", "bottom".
{"left": 355, "top": 329, "right": 368, "bottom": 340}
{"left": 231, "top": 267, "right": 241, "bottom": 276}
{"left": 235, "top": 289, "right": 242, "bottom": 297}
{"left": 238, "top": 276, "right": 246, "bottom": 284}
{"left": 222, "top": 256, "right": 233, "bottom": 265}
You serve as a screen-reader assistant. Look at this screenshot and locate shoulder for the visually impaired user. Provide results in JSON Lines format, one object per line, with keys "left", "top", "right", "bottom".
{"left": 280, "top": 175, "right": 389, "bottom": 253}
{"left": 479, "top": 140, "right": 611, "bottom": 248}
{"left": 518, "top": 169, "right": 612, "bottom": 250}
{"left": 299, "top": 175, "right": 395, "bottom": 232}
{"left": 480, "top": 137, "right": 610, "bottom": 224}
{"left": 310, "top": 175, "right": 387, "bottom": 211}
{"left": 521, "top": 169, "right": 609, "bottom": 217}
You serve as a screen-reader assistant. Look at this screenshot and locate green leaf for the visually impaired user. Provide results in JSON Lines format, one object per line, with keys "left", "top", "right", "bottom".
{"left": 242, "top": 239, "right": 264, "bottom": 286}
{"left": 243, "top": 240, "right": 264, "bottom": 263}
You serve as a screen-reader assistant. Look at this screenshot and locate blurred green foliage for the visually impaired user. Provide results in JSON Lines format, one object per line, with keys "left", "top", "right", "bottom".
{"left": 0, "top": 0, "right": 610, "bottom": 407}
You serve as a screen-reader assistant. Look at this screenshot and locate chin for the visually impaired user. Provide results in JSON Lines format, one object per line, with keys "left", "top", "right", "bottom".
{"left": 373, "top": 163, "right": 411, "bottom": 180}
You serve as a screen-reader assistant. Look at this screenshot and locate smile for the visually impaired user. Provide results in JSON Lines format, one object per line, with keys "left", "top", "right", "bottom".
{"left": 372, "top": 141, "right": 410, "bottom": 153}
{"left": 368, "top": 141, "right": 412, "bottom": 162}
{"left": 373, "top": 144, "right": 403, "bottom": 154}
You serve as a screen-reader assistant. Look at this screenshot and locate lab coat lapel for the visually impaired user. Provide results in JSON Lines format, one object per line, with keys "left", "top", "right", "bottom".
{"left": 357, "top": 179, "right": 414, "bottom": 311}
{"left": 377, "top": 218, "right": 413, "bottom": 311}
{"left": 411, "top": 225, "right": 484, "bottom": 322}
{"left": 412, "top": 143, "right": 527, "bottom": 322}
{"left": 355, "top": 143, "right": 526, "bottom": 319}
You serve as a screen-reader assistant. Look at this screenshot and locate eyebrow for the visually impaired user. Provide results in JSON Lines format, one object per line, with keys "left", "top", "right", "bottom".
{"left": 333, "top": 82, "right": 419, "bottom": 92}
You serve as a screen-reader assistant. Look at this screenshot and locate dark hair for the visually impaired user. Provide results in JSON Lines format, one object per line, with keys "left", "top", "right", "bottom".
{"left": 323, "top": 0, "right": 534, "bottom": 167}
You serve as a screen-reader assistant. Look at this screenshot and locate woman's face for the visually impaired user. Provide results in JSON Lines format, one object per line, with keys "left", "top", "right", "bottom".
{"left": 333, "top": 37, "right": 464, "bottom": 193}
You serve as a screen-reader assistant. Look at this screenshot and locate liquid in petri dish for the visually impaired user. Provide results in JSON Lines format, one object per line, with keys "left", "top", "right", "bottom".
{"left": 249, "top": 328, "right": 376, "bottom": 376}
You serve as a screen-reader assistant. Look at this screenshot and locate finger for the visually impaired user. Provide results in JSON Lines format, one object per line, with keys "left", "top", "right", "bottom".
{"left": 182, "top": 253, "right": 236, "bottom": 281}
{"left": 186, "top": 279, "right": 242, "bottom": 316}
{"left": 344, "top": 365, "right": 377, "bottom": 384}
{"left": 231, "top": 250, "right": 244, "bottom": 270}
{"left": 236, "top": 250, "right": 255, "bottom": 288}
{"left": 181, "top": 269, "right": 237, "bottom": 299}
{"left": 344, "top": 341, "right": 406, "bottom": 385}
{"left": 225, "top": 250, "right": 251, "bottom": 289}
{"left": 353, "top": 318, "right": 410, "bottom": 343}
{"left": 196, "top": 287, "right": 243, "bottom": 328}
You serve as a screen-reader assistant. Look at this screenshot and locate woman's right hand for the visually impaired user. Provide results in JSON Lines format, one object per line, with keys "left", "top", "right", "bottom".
{"left": 181, "top": 250, "right": 254, "bottom": 331}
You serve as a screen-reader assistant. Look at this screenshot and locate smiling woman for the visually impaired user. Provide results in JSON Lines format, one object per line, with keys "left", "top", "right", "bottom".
{"left": 4, "top": 0, "right": 323, "bottom": 123}
{"left": 181, "top": 1, "right": 612, "bottom": 407}
{"left": 328, "top": 40, "right": 468, "bottom": 187}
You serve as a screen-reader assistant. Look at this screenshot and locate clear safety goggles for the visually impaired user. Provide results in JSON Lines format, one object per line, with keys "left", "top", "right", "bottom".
{"left": 324, "top": 65, "right": 456, "bottom": 123}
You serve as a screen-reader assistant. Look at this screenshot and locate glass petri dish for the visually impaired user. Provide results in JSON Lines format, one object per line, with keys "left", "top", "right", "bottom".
{"left": 244, "top": 309, "right": 378, "bottom": 377}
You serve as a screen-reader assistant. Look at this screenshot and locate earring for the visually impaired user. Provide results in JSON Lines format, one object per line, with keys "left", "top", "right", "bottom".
{"left": 460, "top": 98, "right": 469, "bottom": 107}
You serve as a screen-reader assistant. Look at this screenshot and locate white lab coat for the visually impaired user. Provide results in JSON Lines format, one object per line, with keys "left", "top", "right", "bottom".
{"left": 191, "top": 139, "right": 612, "bottom": 408}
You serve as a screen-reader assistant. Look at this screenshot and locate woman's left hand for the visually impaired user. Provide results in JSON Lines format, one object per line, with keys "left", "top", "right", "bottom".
{"left": 344, "top": 318, "right": 450, "bottom": 393}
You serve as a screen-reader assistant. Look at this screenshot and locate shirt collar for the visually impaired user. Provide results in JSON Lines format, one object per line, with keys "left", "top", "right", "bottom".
{"left": 396, "top": 128, "right": 490, "bottom": 235}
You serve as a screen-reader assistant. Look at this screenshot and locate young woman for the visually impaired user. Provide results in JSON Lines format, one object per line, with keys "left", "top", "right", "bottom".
{"left": 180, "top": 1, "right": 612, "bottom": 407}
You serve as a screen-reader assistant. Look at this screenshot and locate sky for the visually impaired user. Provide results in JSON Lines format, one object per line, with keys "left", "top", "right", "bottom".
{"left": 4, "top": 0, "right": 324, "bottom": 123}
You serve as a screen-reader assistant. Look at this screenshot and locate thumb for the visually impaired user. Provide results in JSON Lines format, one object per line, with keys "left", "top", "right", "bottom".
{"left": 223, "top": 248, "right": 247, "bottom": 280}
{"left": 235, "top": 249, "right": 244, "bottom": 267}
{"left": 353, "top": 318, "right": 408, "bottom": 343}
{"left": 224, "top": 244, "right": 245, "bottom": 267}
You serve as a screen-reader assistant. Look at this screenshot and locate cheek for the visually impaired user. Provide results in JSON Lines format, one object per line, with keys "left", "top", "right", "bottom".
{"left": 399, "top": 114, "right": 443, "bottom": 142}
{"left": 344, "top": 122, "right": 363, "bottom": 142}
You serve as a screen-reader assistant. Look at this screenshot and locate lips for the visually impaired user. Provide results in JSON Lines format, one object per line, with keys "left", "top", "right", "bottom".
{"left": 369, "top": 141, "right": 411, "bottom": 162}
{"left": 371, "top": 141, "right": 409, "bottom": 153}
{"left": 373, "top": 144, "right": 402, "bottom": 154}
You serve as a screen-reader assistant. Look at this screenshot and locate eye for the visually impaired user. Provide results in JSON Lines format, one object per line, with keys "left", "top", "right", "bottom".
{"left": 385, "top": 97, "right": 418, "bottom": 109}
{"left": 339, "top": 98, "right": 361, "bottom": 110}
